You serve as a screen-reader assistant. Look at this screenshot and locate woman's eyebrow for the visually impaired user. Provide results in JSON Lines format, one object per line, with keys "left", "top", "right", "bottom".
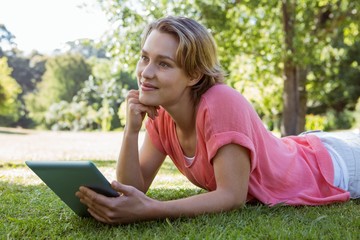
{"left": 141, "top": 49, "right": 176, "bottom": 63}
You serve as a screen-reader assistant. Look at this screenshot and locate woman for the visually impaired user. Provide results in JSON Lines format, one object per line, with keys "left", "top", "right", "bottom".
{"left": 76, "top": 16, "right": 360, "bottom": 224}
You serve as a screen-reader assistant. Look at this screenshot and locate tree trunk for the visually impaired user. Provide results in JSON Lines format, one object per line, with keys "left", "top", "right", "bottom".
{"left": 281, "top": 0, "right": 307, "bottom": 136}
{"left": 296, "top": 67, "right": 307, "bottom": 134}
{"left": 281, "top": 68, "right": 297, "bottom": 136}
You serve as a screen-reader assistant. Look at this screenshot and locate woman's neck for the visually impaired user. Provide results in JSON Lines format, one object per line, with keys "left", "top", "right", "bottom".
{"left": 165, "top": 99, "right": 197, "bottom": 134}
{"left": 162, "top": 94, "right": 198, "bottom": 157}
{"left": 172, "top": 105, "right": 197, "bottom": 157}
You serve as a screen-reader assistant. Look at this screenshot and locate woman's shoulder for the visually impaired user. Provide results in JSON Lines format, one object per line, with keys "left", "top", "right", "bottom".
{"left": 200, "top": 84, "right": 250, "bottom": 108}
{"left": 203, "top": 83, "right": 238, "bottom": 95}
{"left": 197, "top": 84, "right": 261, "bottom": 129}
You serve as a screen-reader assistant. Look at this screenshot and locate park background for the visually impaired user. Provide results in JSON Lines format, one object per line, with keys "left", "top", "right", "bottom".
{"left": 0, "top": 0, "right": 359, "bottom": 136}
{"left": 1, "top": 1, "right": 360, "bottom": 239}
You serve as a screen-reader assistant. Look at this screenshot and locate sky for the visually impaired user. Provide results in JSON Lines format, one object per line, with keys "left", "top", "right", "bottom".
{"left": 0, "top": 0, "right": 110, "bottom": 54}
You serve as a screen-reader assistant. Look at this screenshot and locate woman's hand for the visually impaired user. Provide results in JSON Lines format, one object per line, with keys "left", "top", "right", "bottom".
{"left": 126, "top": 90, "right": 159, "bottom": 133}
{"left": 76, "top": 181, "right": 157, "bottom": 224}
{"left": 76, "top": 143, "right": 250, "bottom": 224}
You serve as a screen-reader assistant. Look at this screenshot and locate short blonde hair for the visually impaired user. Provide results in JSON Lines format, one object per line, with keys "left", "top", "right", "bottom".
{"left": 141, "top": 16, "right": 225, "bottom": 103}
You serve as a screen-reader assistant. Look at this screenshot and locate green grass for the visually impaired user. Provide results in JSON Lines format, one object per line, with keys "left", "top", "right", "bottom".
{"left": 1, "top": 159, "right": 360, "bottom": 240}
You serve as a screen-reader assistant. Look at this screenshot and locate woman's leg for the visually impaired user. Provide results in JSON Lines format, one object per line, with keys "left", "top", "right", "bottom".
{"left": 314, "top": 131, "right": 360, "bottom": 199}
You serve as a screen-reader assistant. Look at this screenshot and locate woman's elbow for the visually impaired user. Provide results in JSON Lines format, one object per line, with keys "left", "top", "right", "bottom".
{"left": 231, "top": 195, "right": 246, "bottom": 210}
{"left": 220, "top": 190, "right": 247, "bottom": 211}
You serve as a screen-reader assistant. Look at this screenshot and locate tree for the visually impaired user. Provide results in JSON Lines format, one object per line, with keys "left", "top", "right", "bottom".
{"left": 280, "top": 0, "right": 360, "bottom": 135}
{"left": 307, "top": 26, "right": 360, "bottom": 115}
{"left": 0, "top": 24, "right": 16, "bottom": 55}
{"left": 71, "top": 58, "right": 137, "bottom": 130}
{"left": 5, "top": 52, "right": 47, "bottom": 94}
{"left": 25, "top": 53, "right": 91, "bottom": 124}
{"left": 0, "top": 57, "right": 22, "bottom": 124}
{"left": 96, "top": 0, "right": 286, "bottom": 130}
{"left": 1, "top": 24, "right": 49, "bottom": 127}
{"left": 97, "top": 0, "right": 198, "bottom": 71}
{"left": 44, "top": 58, "right": 137, "bottom": 131}
{"left": 197, "top": 0, "right": 360, "bottom": 135}
{"left": 96, "top": 0, "right": 360, "bottom": 135}
{"left": 57, "top": 39, "right": 107, "bottom": 59}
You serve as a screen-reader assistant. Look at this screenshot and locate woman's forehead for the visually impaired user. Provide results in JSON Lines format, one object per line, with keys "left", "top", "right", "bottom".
{"left": 142, "top": 30, "right": 179, "bottom": 59}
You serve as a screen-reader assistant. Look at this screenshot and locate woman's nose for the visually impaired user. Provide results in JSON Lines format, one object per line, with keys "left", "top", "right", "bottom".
{"left": 141, "top": 63, "right": 155, "bottom": 79}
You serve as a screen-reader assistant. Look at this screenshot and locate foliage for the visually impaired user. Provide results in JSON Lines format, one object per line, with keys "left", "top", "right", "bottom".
{"left": 6, "top": 53, "right": 46, "bottom": 93}
{"left": 229, "top": 55, "right": 283, "bottom": 131}
{"left": 43, "top": 87, "right": 95, "bottom": 131}
{"left": 44, "top": 58, "right": 137, "bottom": 131}
{"left": 354, "top": 98, "right": 360, "bottom": 129}
{"left": 117, "top": 101, "right": 127, "bottom": 127}
{"left": 25, "top": 53, "right": 91, "bottom": 125}
{"left": 0, "top": 24, "right": 16, "bottom": 52}
{"left": 1, "top": 2, "right": 359, "bottom": 131}
{"left": 97, "top": 0, "right": 360, "bottom": 134}
{"left": 41, "top": 53, "right": 91, "bottom": 102}
{"left": 323, "top": 109, "right": 355, "bottom": 131}
{"left": 0, "top": 25, "right": 45, "bottom": 127}
{"left": 60, "top": 39, "right": 107, "bottom": 59}
{"left": 45, "top": 101, "right": 99, "bottom": 131}
{"left": 305, "top": 114, "right": 326, "bottom": 131}
{"left": 71, "top": 58, "right": 136, "bottom": 131}
{"left": 97, "top": 0, "right": 285, "bottom": 128}
{"left": 98, "top": 0, "right": 199, "bottom": 71}
{"left": 74, "top": 58, "right": 134, "bottom": 111}
{"left": 307, "top": 35, "right": 360, "bottom": 115}
{"left": 305, "top": 110, "right": 356, "bottom": 131}
{"left": 4, "top": 52, "right": 48, "bottom": 127}
{"left": 0, "top": 57, "right": 21, "bottom": 124}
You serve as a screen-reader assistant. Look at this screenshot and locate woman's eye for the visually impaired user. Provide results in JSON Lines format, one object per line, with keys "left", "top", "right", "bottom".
{"left": 140, "top": 55, "right": 149, "bottom": 62}
{"left": 159, "top": 62, "right": 169, "bottom": 68}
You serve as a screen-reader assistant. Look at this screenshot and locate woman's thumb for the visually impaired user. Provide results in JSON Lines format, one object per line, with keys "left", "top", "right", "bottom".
{"left": 111, "top": 181, "right": 133, "bottom": 195}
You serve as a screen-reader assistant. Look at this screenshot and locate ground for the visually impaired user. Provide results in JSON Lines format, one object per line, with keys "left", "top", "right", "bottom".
{"left": 0, "top": 127, "right": 145, "bottom": 185}
{"left": 0, "top": 127, "right": 144, "bottom": 163}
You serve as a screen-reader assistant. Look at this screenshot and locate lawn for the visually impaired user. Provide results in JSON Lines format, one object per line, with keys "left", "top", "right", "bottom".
{"left": 1, "top": 128, "right": 359, "bottom": 239}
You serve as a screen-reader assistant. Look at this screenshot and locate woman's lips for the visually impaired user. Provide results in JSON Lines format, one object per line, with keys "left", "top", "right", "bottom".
{"left": 141, "top": 82, "right": 158, "bottom": 91}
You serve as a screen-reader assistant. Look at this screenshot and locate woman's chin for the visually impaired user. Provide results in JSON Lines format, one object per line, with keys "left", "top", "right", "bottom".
{"left": 139, "top": 95, "right": 157, "bottom": 107}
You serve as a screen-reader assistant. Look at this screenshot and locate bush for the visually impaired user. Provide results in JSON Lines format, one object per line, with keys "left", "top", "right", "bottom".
{"left": 45, "top": 101, "right": 100, "bottom": 131}
{"left": 117, "top": 101, "right": 127, "bottom": 128}
{"left": 353, "top": 98, "right": 360, "bottom": 129}
{"left": 305, "top": 109, "right": 357, "bottom": 132}
{"left": 324, "top": 109, "right": 355, "bottom": 131}
{"left": 305, "top": 114, "right": 326, "bottom": 131}
{"left": 0, "top": 57, "right": 22, "bottom": 125}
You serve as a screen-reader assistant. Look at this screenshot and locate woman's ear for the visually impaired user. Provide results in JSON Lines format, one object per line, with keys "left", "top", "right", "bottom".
{"left": 188, "top": 71, "right": 203, "bottom": 87}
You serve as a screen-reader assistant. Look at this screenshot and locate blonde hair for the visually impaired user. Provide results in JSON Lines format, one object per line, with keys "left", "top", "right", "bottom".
{"left": 141, "top": 16, "right": 225, "bottom": 103}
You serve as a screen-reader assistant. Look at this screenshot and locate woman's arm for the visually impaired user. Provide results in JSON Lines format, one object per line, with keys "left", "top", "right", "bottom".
{"left": 76, "top": 143, "right": 250, "bottom": 224}
{"left": 117, "top": 132, "right": 166, "bottom": 193}
{"left": 153, "top": 143, "right": 250, "bottom": 217}
{"left": 116, "top": 90, "right": 165, "bottom": 192}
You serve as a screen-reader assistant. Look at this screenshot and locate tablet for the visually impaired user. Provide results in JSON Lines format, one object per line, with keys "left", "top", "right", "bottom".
{"left": 26, "top": 161, "right": 119, "bottom": 217}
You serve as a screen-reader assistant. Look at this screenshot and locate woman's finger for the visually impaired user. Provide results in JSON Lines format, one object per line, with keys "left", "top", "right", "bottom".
{"left": 78, "top": 187, "right": 113, "bottom": 211}
{"left": 111, "top": 181, "right": 136, "bottom": 196}
{"left": 77, "top": 187, "right": 121, "bottom": 223}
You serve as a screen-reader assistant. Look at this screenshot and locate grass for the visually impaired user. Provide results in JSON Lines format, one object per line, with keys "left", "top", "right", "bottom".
{"left": 1, "top": 160, "right": 360, "bottom": 239}
{"left": 1, "top": 127, "right": 359, "bottom": 239}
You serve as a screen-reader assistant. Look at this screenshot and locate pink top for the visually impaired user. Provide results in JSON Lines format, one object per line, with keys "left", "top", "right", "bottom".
{"left": 145, "top": 84, "right": 350, "bottom": 205}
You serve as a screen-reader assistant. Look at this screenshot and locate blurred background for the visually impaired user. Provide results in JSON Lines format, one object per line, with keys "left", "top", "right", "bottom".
{"left": 0, "top": 0, "right": 359, "bottom": 136}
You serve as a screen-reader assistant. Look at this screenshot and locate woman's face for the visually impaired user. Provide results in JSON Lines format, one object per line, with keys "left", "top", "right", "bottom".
{"left": 136, "top": 30, "right": 193, "bottom": 108}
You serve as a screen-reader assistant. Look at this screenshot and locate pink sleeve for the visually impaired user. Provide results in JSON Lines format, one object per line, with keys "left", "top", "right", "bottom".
{"left": 197, "top": 86, "right": 263, "bottom": 172}
{"left": 206, "top": 132, "right": 256, "bottom": 169}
